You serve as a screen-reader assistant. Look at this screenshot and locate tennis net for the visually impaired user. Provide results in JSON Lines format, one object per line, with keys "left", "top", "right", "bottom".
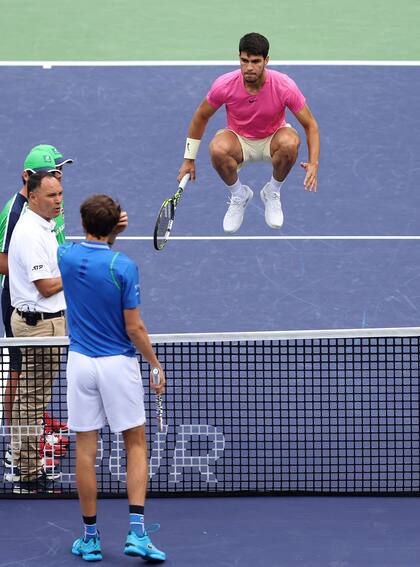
{"left": 1, "top": 328, "right": 419, "bottom": 496}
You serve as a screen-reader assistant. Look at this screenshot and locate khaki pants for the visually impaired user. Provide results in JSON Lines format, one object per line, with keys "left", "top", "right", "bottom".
{"left": 11, "top": 310, "right": 66, "bottom": 482}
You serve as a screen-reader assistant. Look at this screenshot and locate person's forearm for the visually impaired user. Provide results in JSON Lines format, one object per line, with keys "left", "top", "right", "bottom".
{"left": 127, "top": 325, "right": 160, "bottom": 368}
{"left": 34, "top": 277, "right": 63, "bottom": 298}
{"left": 187, "top": 112, "right": 210, "bottom": 140}
{"left": 305, "top": 123, "right": 320, "bottom": 165}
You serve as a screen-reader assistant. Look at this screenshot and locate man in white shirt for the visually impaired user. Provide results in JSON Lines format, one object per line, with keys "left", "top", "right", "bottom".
{"left": 8, "top": 171, "right": 66, "bottom": 494}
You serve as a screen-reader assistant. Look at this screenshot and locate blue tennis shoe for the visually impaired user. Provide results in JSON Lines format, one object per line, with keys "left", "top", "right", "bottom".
{"left": 71, "top": 535, "right": 102, "bottom": 561}
{"left": 124, "top": 531, "right": 166, "bottom": 561}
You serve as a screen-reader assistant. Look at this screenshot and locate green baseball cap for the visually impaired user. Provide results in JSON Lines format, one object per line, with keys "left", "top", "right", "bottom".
{"left": 31, "top": 144, "right": 73, "bottom": 167}
{"left": 23, "top": 148, "right": 60, "bottom": 173}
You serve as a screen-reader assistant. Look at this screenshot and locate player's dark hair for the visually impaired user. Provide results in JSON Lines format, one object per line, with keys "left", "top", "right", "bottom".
{"left": 27, "top": 171, "right": 54, "bottom": 194}
{"left": 81, "top": 194, "right": 121, "bottom": 238}
{"left": 239, "top": 33, "right": 269, "bottom": 58}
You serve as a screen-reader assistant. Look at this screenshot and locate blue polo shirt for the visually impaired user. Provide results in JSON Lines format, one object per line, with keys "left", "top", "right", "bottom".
{"left": 58, "top": 241, "right": 140, "bottom": 357}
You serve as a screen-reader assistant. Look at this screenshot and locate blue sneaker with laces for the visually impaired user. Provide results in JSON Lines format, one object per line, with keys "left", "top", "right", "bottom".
{"left": 71, "top": 535, "right": 102, "bottom": 562}
{"left": 124, "top": 531, "right": 166, "bottom": 561}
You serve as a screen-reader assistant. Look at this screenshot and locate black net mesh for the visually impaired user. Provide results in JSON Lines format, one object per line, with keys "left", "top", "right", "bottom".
{"left": 1, "top": 332, "right": 419, "bottom": 497}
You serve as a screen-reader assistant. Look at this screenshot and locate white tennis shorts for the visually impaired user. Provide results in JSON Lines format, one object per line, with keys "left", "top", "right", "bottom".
{"left": 66, "top": 351, "right": 146, "bottom": 433}
{"left": 215, "top": 125, "right": 293, "bottom": 168}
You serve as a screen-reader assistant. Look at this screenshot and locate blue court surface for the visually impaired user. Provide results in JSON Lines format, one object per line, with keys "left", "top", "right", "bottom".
{"left": 0, "top": 496, "right": 420, "bottom": 566}
{"left": 0, "top": 65, "right": 419, "bottom": 333}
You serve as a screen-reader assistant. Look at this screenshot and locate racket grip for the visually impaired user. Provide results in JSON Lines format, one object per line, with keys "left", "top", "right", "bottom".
{"left": 179, "top": 173, "right": 190, "bottom": 190}
{"left": 152, "top": 367, "right": 160, "bottom": 385}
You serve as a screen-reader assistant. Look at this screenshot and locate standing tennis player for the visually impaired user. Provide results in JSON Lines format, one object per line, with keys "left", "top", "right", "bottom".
{"left": 178, "top": 32, "right": 320, "bottom": 233}
{"left": 58, "top": 195, "right": 166, "bottom": 562}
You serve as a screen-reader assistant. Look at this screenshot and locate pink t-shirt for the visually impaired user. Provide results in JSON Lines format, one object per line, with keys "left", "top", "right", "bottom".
{"left": 206, "top": 68, "right": 306, "bottom": 139}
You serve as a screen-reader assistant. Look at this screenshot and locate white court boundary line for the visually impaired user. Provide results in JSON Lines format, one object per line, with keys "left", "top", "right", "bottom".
{"left": 68, "top": 235, "right": 420, "bottom": 241}
{"left": 0, "top": 60, "right": 419, "bottom": 68}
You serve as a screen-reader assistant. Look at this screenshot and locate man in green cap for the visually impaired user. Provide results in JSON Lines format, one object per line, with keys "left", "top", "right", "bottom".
{"left": 22, "top": 145, "right": 74, "bottom": 245}
{"left": 0, "top": 145, "right": 73, "bottom": 484}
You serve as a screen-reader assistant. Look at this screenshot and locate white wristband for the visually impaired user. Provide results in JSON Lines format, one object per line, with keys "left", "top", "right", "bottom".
{"left": 184, "top": 138, "right": 201, "bottom": 160}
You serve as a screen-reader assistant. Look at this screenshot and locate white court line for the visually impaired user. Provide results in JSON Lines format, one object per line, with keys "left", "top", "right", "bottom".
{"left": 0, "top": 60, "right": 419, "bottom": 68}
{"left": 68, "top": 235, "right": 420, "bottom": 241}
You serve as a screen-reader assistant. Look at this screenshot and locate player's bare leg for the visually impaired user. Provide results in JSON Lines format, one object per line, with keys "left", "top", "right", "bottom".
{"left": 75, "top": 430, "right": 98, "bottom": 517}
{"left": 123, "top": 425, "right": 148, "bottom": 506}
{"left": 209, "top": 130, "right": 243, "bottom": 184}
{"left": 210, "top": 130, "right": 253, "bottom": 233}
{"left": 72, "top": 431, "right": 103, "bottom": 560}
{"left": 123, "top": 425, "right": 166, "bottom": 561}
{"left": 261, "top": 127, "right": 301, "bottom": 228}
{"left": 271, "top": 127, "right": 300, "bottom": 181}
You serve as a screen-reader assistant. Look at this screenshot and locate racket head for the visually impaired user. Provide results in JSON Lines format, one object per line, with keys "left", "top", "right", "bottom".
{"left": 153, "top": 174, "right": 190, "bottom": 251}
{"left": 153, "top": 199, "right": 175, "bottom": 250}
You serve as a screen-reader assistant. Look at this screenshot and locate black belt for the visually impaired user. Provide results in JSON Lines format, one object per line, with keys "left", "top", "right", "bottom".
{"left": 16, "top": 309, "right": 65, "bottom": 323}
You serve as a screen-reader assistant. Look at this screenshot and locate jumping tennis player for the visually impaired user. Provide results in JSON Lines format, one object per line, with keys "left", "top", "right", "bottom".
{"left": 58, "top": 195, "right": 166, "bottom": 562}
{"left": 178, "top": 32, "right": 320, "bottom": 233}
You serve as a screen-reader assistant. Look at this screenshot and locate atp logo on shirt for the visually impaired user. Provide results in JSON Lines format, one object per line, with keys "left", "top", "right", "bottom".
{"left": 32, "top": 264, "right": 44, "bottom": 271}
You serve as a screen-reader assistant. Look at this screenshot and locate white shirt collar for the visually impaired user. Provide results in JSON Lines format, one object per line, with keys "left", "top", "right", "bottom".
{"left": 26, "top": 208, "right": 56, "bottom": 231}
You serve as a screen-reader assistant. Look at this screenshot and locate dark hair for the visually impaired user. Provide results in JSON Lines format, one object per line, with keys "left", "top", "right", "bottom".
{"left": 239, "top": 32, "right": 269, "bottom": 58}
{"left": 27, "top": 171, "right": 55, "bottom": 194}
{"left": 80, "top": 194, "right": 121, "bottom": 238}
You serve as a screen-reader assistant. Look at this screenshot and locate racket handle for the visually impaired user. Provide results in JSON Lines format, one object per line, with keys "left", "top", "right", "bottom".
{"left": 151, "top": 367, "right": 164, "bottom": 432}
{"left": 152, "top": 367, "right": 160, "bottom": 385}
{"left": 179, "top": 173, "right": 190, "bottom": 190}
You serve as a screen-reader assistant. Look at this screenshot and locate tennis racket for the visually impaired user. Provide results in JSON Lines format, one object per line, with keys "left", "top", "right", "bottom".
{"left": 153, "top": 173, "right": 190, "bottom": 250}
{"left": 151, "top": 368, "right": 164, "bottom": 432}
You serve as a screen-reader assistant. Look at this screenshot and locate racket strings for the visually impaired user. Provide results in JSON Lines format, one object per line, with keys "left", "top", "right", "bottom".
{"left": 155, "top": 202, "right": 173, "bottom": 242}
{"left": 153, "top": 176, "right": 188, "bottom": 250}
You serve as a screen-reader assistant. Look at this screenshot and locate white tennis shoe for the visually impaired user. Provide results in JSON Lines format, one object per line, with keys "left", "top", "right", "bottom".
{"left": 260, "top": 183, "right": 284, "bottom": 229}
{"left": 223, "top": 186, "right": 253, "bottom": 234}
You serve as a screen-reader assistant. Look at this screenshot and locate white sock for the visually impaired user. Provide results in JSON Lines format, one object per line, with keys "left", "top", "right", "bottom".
{"left": 267, "top": 175, "right": 283, "bottom": 195}
{"left": 226, "top": 178, "right": 246, "bottom": 200}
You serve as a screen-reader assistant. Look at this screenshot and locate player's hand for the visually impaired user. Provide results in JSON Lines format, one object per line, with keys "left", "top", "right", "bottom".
{"left": 178, "top": 159, "right": 196, "bottom": 182}
{"left": 300, "top": 162, "right": 318, "bottom": 192}
{"left": 115, "top": 211, "right": 128, "bottom": 233}
{"left": 150, "top": 366, "right": 166, "bottom": 396}
{"left": 108, "top": 211, "right": 128, "bottom": 244}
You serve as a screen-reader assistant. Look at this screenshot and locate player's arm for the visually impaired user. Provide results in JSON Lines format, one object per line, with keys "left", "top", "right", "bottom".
{"left": 0, "top": 252, "right": 8, "bottom": 275}
{"left": 293, "top": 104, "right": 320, "bottom": 192}
{"left": 34, "top": 277, "right": 63, "bottom": 297}
{"left": 178, "top": 99, "right": 218, "bottom": 182}
{"left": 124, "top": 307, "right": 165, "bottom": 395}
